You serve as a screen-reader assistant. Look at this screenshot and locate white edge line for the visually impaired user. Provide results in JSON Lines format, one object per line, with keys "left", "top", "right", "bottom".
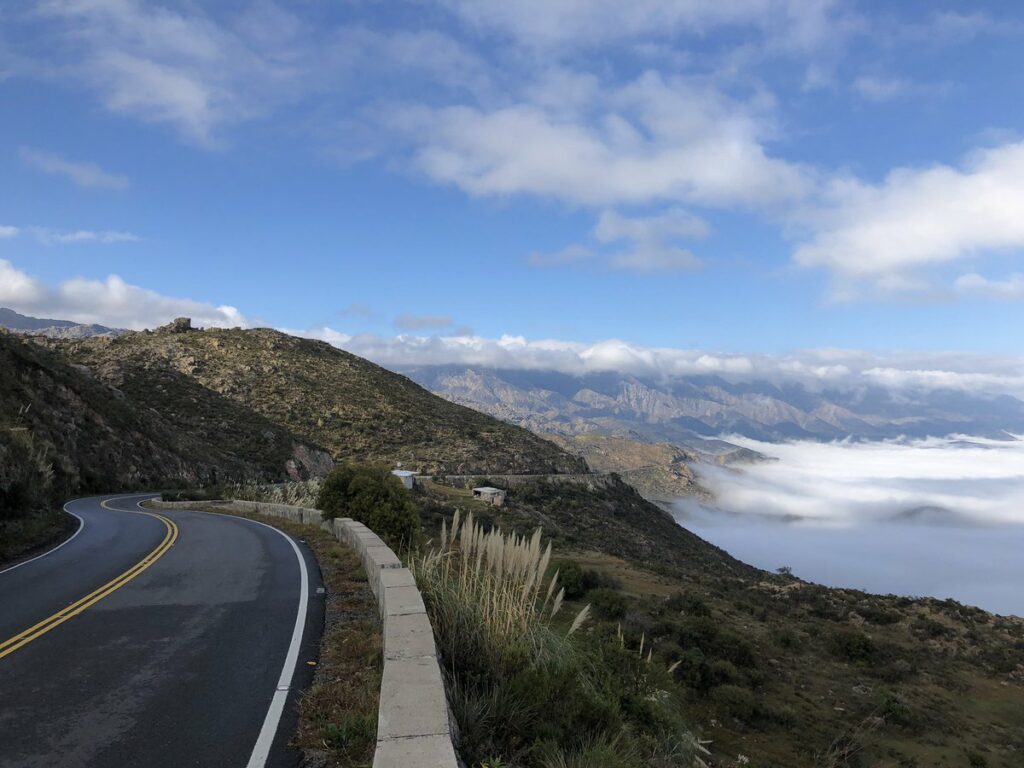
{"left": 0, "top": 502, "right": 85, "bottom": 577}
{"left": 137, "top": 500, "right": 310, "bottom": 768}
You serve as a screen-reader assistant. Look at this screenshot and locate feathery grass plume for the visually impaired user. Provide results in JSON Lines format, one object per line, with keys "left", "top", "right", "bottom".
{"left": 224, "top": 478, "right": 322, "bottom": 508}
{"left": 411, "top": 515, "right": 592, "bottom": 678}
{"left": 567, "top": 604, "right": 590, "bottom": 636}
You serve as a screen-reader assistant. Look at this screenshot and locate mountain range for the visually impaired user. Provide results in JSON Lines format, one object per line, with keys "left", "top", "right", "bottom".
{"left": 401, "top": 365, "right": 1024, "bottom": 443}
{"left": 0, "top": 307, "right": 123, "bottom": 339}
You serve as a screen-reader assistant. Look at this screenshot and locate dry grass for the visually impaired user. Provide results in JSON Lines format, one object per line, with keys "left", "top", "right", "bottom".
{"left": 413, "top": 510, "right": 589, "bottom": 673}
{"left": 224, "top": 478, "right": 323, "bottom": 508}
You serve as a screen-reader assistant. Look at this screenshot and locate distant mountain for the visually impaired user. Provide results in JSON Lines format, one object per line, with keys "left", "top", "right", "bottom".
{"left": 0, "top": 307, "right": 124, "bottom": 339}
{"left": 401, "top": 365, "right": 1024, "bottom": 443}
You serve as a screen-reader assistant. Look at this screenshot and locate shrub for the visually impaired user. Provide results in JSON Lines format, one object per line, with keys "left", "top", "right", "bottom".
{"left": 713, "top": 685, "right": 757, "bottom": 722}
{"left": 709, "top": 659, "right": 740, "bottom": 686}
{"left": 316, "top": 463, "right": 420, "bottom": 551}
{"left": 556, "top": 559, "right": 586, "bottom": 599}
{"left": 591, "top": 588, "right": 629, "bottom": 620}
{"left": 666, "top": 591, "right": 712, "bottom": 618}
{"left": 828, "top": 628, "right": 876, "bottom": 663}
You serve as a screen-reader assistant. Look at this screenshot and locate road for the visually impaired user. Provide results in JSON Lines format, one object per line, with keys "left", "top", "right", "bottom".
{"left": 0, "top": 495, "right": 323, "bottom": 768}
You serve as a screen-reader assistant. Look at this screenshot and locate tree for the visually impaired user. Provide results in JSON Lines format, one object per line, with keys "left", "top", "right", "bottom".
{"left": 316, "top": 463, "right": 420, "bottom": 551}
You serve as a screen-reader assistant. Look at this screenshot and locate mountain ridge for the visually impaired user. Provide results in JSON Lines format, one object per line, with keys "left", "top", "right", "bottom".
{"left": 402, "top": 364, "right": 1024, "bottom": 443}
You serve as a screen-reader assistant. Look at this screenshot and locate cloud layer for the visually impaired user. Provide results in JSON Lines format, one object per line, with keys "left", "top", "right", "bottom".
{"left": 795, "top": 141, "right": 1024, "bottom": 299}
{"left": 0, "top": 259, "right": 244, "bottom": 329}
{"left": 295, "top": 326, "right": 1024, "bottom": 398}
{"left": 677, "top": 434, "right": 1024, "bottom": 615}
{"left": 687, "top": 434, "right": 1024, "bottom": 525}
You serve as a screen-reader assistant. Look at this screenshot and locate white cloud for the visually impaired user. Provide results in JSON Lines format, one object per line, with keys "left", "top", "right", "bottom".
{"left": 794, "top": 141, "right": 1024, "bottom": 296}
{"left": 688, "top": 434, "right": 1024, "bottom": 525}
{"left": 32, "top": 228, "right": 140, "bottom": 245}
{"left": 955, "top": 272, "right": 1024, "bottom": 301}
{"left": 442, "top": 0, "right": 840, "bottom": 51}
{"left": 290, "top": 325, "right": 1024, "bottom": 397}
{"left": 0, "top": 259, "right": 245, "bottom": 329}
{"left": 396, "top": 71, "right": 812, "bottom": 209}
{"left": 30, "top": 0, "right": 317, "bottom": 145}
{"left": 531, "top": 207, "right": 707, "bottom": 273}
{"left": 0, "top": 225, "right": 18, "bottom": 238}
{"left": 19, "top": 146, "right": 129, "bottom": 189}
{"left": 0, "top": 260, "right": 46, "bottom": 305}
{"left": 677, "top": 435, "right": 1024, "bottom": 614}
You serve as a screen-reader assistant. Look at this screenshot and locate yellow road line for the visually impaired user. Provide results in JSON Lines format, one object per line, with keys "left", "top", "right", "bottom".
{"left": 0, "top": 499, "right": 179, "bottom": 660}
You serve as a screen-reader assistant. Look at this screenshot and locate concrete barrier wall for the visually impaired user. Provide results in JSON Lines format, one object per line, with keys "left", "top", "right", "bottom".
{"left": 149, "top": 499, "right": 458, "bottom": 768}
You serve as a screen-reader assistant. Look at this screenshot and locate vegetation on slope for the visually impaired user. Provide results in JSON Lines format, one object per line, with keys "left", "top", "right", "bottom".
{"left": 414, "top": 478, "right": 1024, "bottom": 767}
{"left": 0, "top": 330, "right": 324, "bottom": 561}
{"left": 55, "top": 323, "right": 585, "bottom": 476}
{"left": 413, "top": 510, "right": 710, "bottom": 768}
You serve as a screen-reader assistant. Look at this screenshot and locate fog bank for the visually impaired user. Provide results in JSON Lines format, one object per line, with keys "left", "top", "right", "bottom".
{"left": 676, "top": 435, "right": 1024, "bottom": 616}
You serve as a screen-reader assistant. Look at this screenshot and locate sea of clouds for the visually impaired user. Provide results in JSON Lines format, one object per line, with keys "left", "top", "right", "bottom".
{"left": 676, "top": 434, "right": 1024, "bottom": 616}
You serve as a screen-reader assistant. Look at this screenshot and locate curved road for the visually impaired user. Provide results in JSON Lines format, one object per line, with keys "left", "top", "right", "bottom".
{"left": 0, "top": 495, "right": 323, "bottom": 768}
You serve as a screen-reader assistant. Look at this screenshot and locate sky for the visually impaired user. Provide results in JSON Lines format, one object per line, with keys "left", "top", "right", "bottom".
{"left": 2, "top": 1, "right": 1024, "bottom": 391}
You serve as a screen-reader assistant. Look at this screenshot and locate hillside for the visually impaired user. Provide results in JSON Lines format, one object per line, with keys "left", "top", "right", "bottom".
{"left": 403, "top": 365, "right": 1024, "bottom": 443}
{"left": 52, "top": 321, "right": 584, "bottom": 476}
{"left": 415, "top": 477, "right": 1024, "bottom": 767}
{"left": 547, "top": 433, "right": 710, "bottom": 502}
{"left": 0, "top": 330, "right": 329, "bottom": 505}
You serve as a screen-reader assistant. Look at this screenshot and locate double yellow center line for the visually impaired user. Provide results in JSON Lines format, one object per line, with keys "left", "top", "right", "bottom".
{"left": 0, "top": 501, "right": 179, "bottom": 660}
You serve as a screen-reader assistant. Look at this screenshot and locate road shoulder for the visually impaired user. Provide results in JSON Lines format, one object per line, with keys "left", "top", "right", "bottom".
{"left": 147, "top": 500, "right": 383, "bottom": 767}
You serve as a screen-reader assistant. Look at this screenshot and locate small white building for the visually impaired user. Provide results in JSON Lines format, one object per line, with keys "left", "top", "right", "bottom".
{"left": 391, "top": 469, "right": 417, "bottom": 490}
{"left": 472, "top": 486, "right": 506, "bottom": 507}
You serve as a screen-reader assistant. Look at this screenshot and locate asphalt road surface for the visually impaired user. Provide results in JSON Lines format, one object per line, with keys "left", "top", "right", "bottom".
{"left": 0, "top": 494, "right": 323, "bottom": 768}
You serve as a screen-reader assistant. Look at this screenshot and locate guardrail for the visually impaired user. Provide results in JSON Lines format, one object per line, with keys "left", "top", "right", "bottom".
{"left": 150, "top": 499, "right": 458, "bottom": 768}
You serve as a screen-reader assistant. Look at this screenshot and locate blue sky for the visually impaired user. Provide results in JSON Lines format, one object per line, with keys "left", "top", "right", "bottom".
{"left": 2, "top": 1, "right": 1024, "bottom": 387}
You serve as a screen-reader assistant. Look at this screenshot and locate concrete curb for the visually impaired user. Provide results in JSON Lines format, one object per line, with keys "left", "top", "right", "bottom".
{"left": 149, "top": 498, "right": 458, "bottom": 768}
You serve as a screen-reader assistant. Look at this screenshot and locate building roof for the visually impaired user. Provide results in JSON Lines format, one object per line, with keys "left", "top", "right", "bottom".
{"left": 473, "top": 486, "right": 505, "bottom": 494}
{"left": 391, "top": 470, "right": 417, "bottom": 477}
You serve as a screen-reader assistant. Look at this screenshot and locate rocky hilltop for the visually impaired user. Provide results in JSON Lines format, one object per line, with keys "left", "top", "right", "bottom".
{"left": 50, "top": 320, "right": 584, "bottom": 477}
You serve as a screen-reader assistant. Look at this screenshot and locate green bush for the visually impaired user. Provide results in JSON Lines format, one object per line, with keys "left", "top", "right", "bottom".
{"left": 828, "top": 628, "right": 876, "bottom": 663}
{"left": 556, "top": 559, "right": 586, "bottom": 599}
{"left": 712, "top": 684, "right": 757, "bottom": 722}
{"left": 316, "top": 463, "right": 421, "bottom": 551}
{"left": 665, "top": 591, "right": 712, "bottom": 617}
{"left": 591, "top": 588, "right": 629, "bottom": 620}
